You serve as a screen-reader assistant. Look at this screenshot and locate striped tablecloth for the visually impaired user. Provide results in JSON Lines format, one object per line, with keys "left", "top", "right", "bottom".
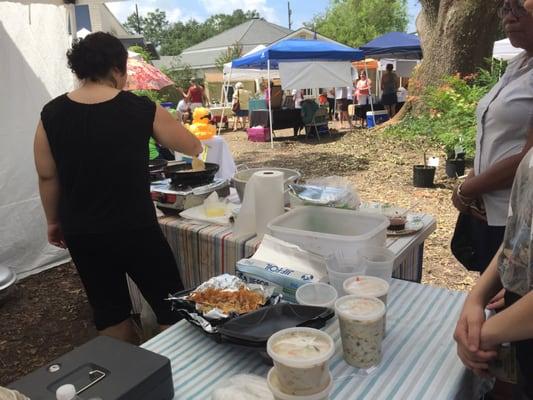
{"left": 142, "top": 279, "right": 490, "bottom": 400}
{"left": 128, "top": 214, "right": 436, "bottom": 313}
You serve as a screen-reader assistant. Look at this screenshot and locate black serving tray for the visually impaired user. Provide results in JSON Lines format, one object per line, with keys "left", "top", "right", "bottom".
{"left": 218, "top": 303, "right": 334, "bottom": 345}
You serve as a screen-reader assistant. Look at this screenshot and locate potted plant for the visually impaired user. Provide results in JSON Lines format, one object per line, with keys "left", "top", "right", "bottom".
{"left": 413, "top": 150, "right": 436, "bottom": 188}
{"left": 444, "top": 142, "right": 466, "bottom": 179}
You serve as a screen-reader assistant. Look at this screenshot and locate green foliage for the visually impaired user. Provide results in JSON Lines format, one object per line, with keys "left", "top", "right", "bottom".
{"left": 384, "top": 61, "right": 507, "bottom": 158}
{"left": 124, "top": 9, "right": 259, "bottom": 56}
{"left": 127, "top": 45, "right": 151, "bottom": 62}
{"left": 132, "top": 89, "right": 171, "bottom": 104}
{"left": 124, "top": 9, "right": 169, "bottom": 47}
{"left": 215, "top": 42, "right": 243, "bottom": 71}
{"left": 307, "top": 0, "right": 408, "bottom": 48}
{"left": 162, "top": 61, "right": 196, "bottom": 91}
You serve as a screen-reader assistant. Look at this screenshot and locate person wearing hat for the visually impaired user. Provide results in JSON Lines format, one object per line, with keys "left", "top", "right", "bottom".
{"left": 232, "top": 82, "right": 250, "bottom": 131}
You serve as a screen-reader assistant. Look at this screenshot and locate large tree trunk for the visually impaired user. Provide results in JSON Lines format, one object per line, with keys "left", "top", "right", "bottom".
{"left": 414, "top": 0, "right": 502, "bottom": 92}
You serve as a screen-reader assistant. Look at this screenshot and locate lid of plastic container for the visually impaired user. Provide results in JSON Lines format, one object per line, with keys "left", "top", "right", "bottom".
{"left": 296, "top": 283, "right": 338, "bottom": 308}
{"left": 343, "top": 276, "right": 389, "bottom": 298}
{"left": 334, "top": 295, "right": 386, "bottom": 321}
{"left": 267, "top": 367, "right": 333, "bottom": 400}
{"left": 56, "top": 384, "right": 76, "bottom": 400}
{"left": 266, "top": 327, "right": 335, "bottom": 368}
{"left": 0, "top": 266, "right": 16, "bottom": 291}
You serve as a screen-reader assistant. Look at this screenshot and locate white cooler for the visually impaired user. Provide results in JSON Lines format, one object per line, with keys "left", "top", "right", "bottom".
{"left": 267, "top": 206, "right": 389, "bottom": 259}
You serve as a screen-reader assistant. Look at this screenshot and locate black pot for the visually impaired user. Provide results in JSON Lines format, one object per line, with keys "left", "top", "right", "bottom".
{"left": 413, "top": 165, "right": 436, "bottom": 188}
{"left": 445, "top": 158, "right": 465, "bottom": 178}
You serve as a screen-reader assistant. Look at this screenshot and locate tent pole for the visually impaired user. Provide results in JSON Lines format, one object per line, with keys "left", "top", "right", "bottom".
{"left": 267, "top": 60, "right": 274, "bottom": 149}
{"left": 218, "top": 68, "right": 231, "bottom": 136}
{"left": 365, "top": 61, "right": 375, "bottom": 128}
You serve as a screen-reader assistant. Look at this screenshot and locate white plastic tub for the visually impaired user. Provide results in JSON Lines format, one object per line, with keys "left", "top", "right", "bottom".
{"left": 267, "top": 207, "right": 389, "bottom": 259}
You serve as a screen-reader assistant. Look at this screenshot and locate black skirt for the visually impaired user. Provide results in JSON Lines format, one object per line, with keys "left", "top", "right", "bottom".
{"left": 381, "top": 93, "right": 398, "bottom": 106}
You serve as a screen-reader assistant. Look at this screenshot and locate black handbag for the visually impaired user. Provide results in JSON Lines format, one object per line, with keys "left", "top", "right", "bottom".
{"left": 451, "top": 213, "right": 478, "bottom": 271}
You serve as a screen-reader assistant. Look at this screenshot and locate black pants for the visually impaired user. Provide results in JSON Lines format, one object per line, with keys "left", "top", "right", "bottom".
{"left": 65, "top": 225, "right": 183, "bottom": 330}
{"left": 327, "top": 98, "right": 335, "bottom": 119}
{"left": 451, "top": 213, "right": 505, "bottom": 273}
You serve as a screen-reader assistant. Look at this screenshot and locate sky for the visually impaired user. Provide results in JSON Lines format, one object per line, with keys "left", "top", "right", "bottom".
{"left": 108, "top": 0, "right": 421, "bottom": 34}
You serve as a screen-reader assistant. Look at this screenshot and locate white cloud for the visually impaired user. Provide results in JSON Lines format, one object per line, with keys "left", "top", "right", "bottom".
{"left": 106, "top": 1, "right": 203, "bottom": 24}
{"left": 199, "top": 0, "right": 279, "bottom": 23}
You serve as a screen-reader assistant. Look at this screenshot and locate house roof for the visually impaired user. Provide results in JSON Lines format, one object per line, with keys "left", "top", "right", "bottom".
{"left": 174, "top": 18, "right": 292, "bottom": 70}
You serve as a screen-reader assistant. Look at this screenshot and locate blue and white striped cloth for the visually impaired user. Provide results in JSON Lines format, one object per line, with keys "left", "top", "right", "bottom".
{"left": 142, "top": 280, "right": 490, "bottom": 399}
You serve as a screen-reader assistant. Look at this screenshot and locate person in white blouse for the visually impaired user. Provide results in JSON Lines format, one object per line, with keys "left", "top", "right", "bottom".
{"left": 452, "top": 0, "right": 533, "bottom": 273}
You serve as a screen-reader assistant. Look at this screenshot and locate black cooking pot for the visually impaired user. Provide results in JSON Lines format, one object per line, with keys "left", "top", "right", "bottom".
{"left": 164, "top": 162, "right": 219, "bottom": 187}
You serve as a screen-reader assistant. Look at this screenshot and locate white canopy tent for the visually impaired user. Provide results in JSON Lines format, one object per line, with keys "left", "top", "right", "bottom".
{"left": 0, "top": 0, "right": 78, "bottom": 278}
{"left": 493, "top": 38, "right": 521, "bottom": 61}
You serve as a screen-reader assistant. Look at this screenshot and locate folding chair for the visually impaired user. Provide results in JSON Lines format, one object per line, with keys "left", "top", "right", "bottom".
{"left": 304, "top": 106, "right": 331, "bottom": 141}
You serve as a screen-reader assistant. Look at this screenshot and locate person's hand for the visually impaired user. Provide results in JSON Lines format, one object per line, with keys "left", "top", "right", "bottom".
{"left": 454, "top": 297, "right": 498, "bottom": 376}
{"left": 452, "top": 184, "right": 471, "bottom": 214}
{"left": 486, "top": 289, "right": 506, "bottom": 311}
{"left": 47, "top": 222, "right": 66, "bottom": 248}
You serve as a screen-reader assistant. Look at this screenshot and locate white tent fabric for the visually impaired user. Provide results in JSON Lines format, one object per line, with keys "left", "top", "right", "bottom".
{"left": 493, "top": 38, "right": 521, "bottom": 61}
{"left": 0, "top": 1, "right": 74, "bottom": 277}
{"left": 278, "top": 61, "right": 353, "bottom": 90}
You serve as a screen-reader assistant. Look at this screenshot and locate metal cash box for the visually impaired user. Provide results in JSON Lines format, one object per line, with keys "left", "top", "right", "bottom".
{"left": 9, "top": 336, "right": 173, "bottom": 400}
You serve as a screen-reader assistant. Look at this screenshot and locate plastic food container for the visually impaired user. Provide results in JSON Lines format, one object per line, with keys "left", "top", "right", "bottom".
{"left": 335, "top": 296, "right": 386, "bottom": 368}
{"left": 267, "top": 327, "right": 334, "bottom": 394}
{"left": 356, "top": 246, "right": 396, "bottom": 283}
{"left": 267, "top": 367, "right": 333, "bottom": 400}
{"left": 296, "top": 283, "right": 338, "bottom": 309}
{"left": 324, "top": 257, "right": 364, "bottom": 296}
{"left": 267, "top": 207, "right": 388, "bottom": 259}
{"left": 343, "top": 276, "right": 390, "bottom": 305}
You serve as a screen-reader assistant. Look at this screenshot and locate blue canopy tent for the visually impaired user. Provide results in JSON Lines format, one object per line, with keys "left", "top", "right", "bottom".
{"left": 221, "top": 39, "right": 364, "bottom": 146}
{"left": 360, "top": 32, "right": 422, "bottom": 60}
{"left": 359, "top": 32, "right": 422, "bottom": 126}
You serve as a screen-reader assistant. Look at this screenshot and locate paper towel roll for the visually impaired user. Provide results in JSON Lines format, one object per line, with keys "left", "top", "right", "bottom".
{"left": 233, "top": 170, "right": 284, "bottom": 238}
{"left": 254, "top": 170, "right": 284, "bottom": 237}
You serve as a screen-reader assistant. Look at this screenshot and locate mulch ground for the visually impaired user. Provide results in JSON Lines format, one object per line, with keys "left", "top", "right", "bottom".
{"left": 0, "top": 125, "right": 478, "bottom": 386}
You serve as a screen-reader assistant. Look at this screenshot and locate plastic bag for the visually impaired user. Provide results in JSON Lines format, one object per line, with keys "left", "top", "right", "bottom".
{"left": 289, "top": 176, "right": 361, "bottom": 209}
{"left": 211, "top": 374, "right": 273, "bottom": 400}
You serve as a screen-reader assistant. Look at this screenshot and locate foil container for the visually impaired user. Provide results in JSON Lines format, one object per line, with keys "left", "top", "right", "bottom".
{"left": 167, "top": 274, "right": 280, "bottom": 335}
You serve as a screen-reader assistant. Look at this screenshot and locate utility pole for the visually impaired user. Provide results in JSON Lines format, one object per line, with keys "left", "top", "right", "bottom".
{"left": 287, "top": 1, "right": 292, "bottom": 30}
{"left": 135, "top": 3, "right": 142, "bottom": 34}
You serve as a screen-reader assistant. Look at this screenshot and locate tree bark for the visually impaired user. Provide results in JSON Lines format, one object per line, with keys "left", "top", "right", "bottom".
{"left": 414, "top": 0, "right": 502, "bottom": 92}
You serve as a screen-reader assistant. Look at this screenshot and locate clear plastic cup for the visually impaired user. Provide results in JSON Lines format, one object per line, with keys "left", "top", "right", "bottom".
{"left": 343, "top": 276, "right": 390, "bottom": 305}
{"left": 325, "top": 255, "right": 365, "bottom": 296}
{"left": 267, "top": 367, "right": 333, "bottom": 399}
{"left": 267, "top": 327, "right": 335, "bottom": 394}
{"left": 296, "top": 283, "right": 338, "bottom": 309}
{"left": 356, "top": 246, "right": 395, "bottom": 283}
{"left": 335, "top": 296, "right": 386, "bottom": 368}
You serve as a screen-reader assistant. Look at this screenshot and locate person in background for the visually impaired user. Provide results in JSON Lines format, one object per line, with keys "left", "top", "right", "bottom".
{"left": 356, "top": 71, "right": 372, "bottom": 106}
{"left": 292, "top": 89, "right": 304, "bottom": 109}
{"left": 176, "top": 97, "right": 190, "bottom": 123}
{"left": 326, "top": 87, "right": 335, "bottom": 121}
{"left": 335, "top": 86, "right": 351, "bottom": 129}
{"left": 34, "top": 32, "right": 203, "bottom": 344}
{"left": 381, "top": 64, "right": 400, "bottom": 118}
{"left": 232, "top": 82, "right": 250, "bottom": 131}
{"left": 396, "top": 84, "right": 408, "bottom": 110}
{"left": 451, "top": 0, "right": 533, "bottom": 274}
{"left": 186, "top": 79, "right": 206, "bottom": 112}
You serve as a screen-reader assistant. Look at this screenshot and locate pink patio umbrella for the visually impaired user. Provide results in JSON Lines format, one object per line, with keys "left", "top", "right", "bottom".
{"left": 125, "top": 56, "right": 174, "bottom": 91}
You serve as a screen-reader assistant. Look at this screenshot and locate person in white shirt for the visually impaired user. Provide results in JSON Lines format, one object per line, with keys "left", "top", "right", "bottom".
{"left": 451, "top": 0, "right": 533, "bottom": 273}
{"left": 176, "top": 98, "right": 190, "bottom": 123}
{"left": 326, "top": 87, "right": 335, "bottom": 120}
{"left": 292, "top": 89, "right": 304, "bottom": 109}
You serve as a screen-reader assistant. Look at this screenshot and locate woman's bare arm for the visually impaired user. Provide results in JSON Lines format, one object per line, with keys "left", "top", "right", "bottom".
{"left": 153, "top": 105, "right": 202, "bottom": 157}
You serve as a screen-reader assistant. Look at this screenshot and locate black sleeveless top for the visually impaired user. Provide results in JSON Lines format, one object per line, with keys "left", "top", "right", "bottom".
{"left": 40, "top": 91, "right": 158, "bottom": 235}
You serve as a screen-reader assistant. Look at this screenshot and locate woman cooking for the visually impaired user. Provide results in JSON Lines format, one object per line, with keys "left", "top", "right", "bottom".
{"left": 452, "top": 0, "right": 533, "bottom": 273}
{"left": 34, "top": 32, "right": 202, "bottom": 343}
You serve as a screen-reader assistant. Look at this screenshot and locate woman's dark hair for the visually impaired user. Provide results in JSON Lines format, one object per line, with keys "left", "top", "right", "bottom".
{"left": 386, "top": 63, "right": 394, "bottom": 71}
{"left": 67, "top": 32, "right": 127, "bottom": 82}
